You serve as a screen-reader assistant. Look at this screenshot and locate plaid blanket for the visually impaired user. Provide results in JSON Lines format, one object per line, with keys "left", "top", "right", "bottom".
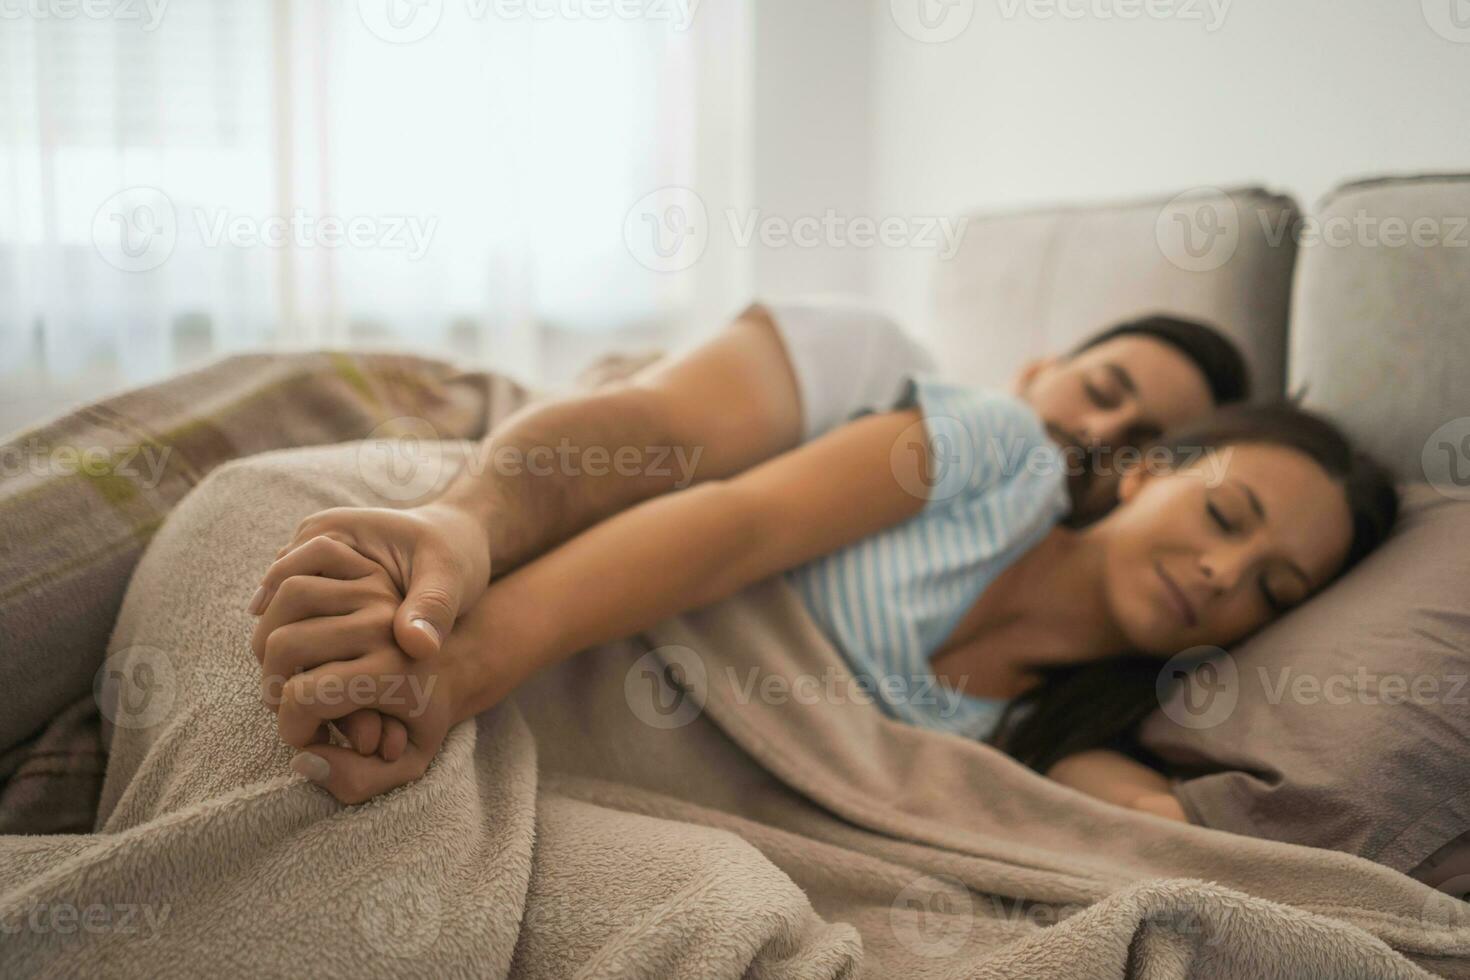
{"left": 0, "top": 351, "right": 537, "bottom": 834}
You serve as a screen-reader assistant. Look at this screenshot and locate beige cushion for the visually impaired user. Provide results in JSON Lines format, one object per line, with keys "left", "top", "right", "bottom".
{"left": 929, "top": 187, "right": 1299, "bottom": 397}
{"left": 1289, "top": 173, "right": 1470, "bottom": 482}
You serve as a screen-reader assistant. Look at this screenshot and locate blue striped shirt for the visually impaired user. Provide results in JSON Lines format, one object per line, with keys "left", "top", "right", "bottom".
{"left": 784, "top": 378, "right": 1071, "bottom": 740}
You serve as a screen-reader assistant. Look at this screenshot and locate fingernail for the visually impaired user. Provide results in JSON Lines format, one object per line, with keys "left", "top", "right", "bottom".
{"left": 411, "top": 617, "right": 441, "bottom": 648}
{"left": 247, "top": 586, "right": 267, "bottom": 616}
{"left": 291, "top": 752, "right": 330, "bottom": 783}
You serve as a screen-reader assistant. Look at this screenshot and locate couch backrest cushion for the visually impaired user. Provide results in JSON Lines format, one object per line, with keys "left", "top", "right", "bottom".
{"left": 929, "top": 187, "right": 1300, "bottom": 399}
{"left": 1288, "top": 173, "right": 1470, "bottom": 483}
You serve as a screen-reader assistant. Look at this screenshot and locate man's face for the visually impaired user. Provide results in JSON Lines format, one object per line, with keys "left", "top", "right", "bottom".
{"left": 1014, "top": 333, "right": 1217, "bottom": 522}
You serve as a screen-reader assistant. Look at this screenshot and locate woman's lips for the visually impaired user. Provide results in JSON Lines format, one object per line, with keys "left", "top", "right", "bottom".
{"left": 1155, "top": 560, "right": 1198, "bottom": 628}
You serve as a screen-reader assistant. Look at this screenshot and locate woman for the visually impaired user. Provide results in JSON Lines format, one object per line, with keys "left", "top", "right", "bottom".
{"left": 249, "top": 377, "right": 1397, "bottom": 811}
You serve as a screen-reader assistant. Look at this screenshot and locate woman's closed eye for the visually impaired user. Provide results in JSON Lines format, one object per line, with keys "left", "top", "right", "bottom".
{"left": 1260, "top": 568, "right": 1308, "bottom": 613}
{"left": 1205, "top": 497, "right": 1302, "bottom": 612}
{"left": 1206, "top": 500, "right": 1235, "bottom": 533}
{"left": 1083, "top": 373, "right": 1122, "bottom": 409}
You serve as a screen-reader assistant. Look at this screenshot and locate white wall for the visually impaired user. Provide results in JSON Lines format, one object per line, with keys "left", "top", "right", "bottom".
{"left": 742, "top": 0, "right": 874, "bottom": 303}
{"left": 863, "top": 0, "right": 1470, "bottom": 335}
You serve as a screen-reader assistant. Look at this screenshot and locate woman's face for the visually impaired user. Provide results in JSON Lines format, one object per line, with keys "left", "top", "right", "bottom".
{"left": 1098, "top": 443, "right": 1353, "bottom": 656}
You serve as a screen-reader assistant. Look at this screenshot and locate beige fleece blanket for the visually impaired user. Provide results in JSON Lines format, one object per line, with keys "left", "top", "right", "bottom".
{"left": 2, "top": 441, "right": 1468, "bottom": 979}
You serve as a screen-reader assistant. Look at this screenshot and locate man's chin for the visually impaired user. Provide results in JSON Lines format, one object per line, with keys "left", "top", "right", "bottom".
{"left": 1065, "top": 470, "right": 1121, "bottom": 527}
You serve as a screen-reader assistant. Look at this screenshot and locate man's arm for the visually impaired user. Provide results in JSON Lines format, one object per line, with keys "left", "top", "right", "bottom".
{"left": 439, "top": 303, "right": 805, "bottom": 575}
{"left": 257, "top": 304, "right": 807, "bottom": 658}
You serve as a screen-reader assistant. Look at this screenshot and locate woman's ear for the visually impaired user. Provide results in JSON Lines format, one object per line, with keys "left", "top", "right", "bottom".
{"left": 1011, "top": 355, "right": 1060, "bottom": 396}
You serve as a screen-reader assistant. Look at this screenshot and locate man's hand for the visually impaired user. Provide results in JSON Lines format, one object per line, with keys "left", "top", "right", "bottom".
{"left": 249, "top": 502, "right": 491, "bottom": 659}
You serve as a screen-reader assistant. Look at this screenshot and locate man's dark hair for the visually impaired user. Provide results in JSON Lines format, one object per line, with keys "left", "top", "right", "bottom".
{"left": 1072, "top": 314, "right": 1251, "bottom": 405}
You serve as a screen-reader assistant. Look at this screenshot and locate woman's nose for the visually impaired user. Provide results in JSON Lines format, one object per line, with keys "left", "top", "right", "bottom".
{"left": 1198, "top": 548, "right": 1249, "bottom": 593}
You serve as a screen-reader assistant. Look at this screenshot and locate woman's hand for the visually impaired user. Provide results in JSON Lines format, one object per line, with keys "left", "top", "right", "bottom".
{"left": 249, "top": 501, "right": 492, "bottom": 659}
{"left": 250, "top": 536, "right": 473, "bottom": 803}
{"left": 248, "top": 537, "right": 405, "bottom": 758}
{"left": 1046, "top": 749, "right": 1188, "bottom": 822}
{"left": 251, "top": 534, "right": 541, "bottom": 804}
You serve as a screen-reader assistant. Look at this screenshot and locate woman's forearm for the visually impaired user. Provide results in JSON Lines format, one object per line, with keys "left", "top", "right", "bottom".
{"left": 445, "top": 408, "right": 930, "bottom": 722}
{"left": 448, "top": 480, "right": 763, "bottom": 719}
{"left": 1047, "top": 749, "right": 1187, "bottom": 821}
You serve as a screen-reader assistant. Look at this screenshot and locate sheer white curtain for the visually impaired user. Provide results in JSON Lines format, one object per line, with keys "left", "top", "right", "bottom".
{"left": 0, "top": 0, "right": 749, "bottom": 432}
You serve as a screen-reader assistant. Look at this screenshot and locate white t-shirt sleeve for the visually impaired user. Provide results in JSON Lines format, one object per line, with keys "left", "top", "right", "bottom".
{"left": 759, "top": 296, "right": 937, "bottom": 443}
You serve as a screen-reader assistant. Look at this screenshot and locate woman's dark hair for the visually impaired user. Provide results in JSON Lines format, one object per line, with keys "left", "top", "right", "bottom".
{"left": 1074, "top": 314, "right": 1251, "bottom": 405}
{"left": 989, "top": 401, "right": 1399, "bottom": 774}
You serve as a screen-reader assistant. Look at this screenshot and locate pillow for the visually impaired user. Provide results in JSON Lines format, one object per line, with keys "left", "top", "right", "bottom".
{"left": 1138, "top": 484, "right": 1470, "bottom": 873}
